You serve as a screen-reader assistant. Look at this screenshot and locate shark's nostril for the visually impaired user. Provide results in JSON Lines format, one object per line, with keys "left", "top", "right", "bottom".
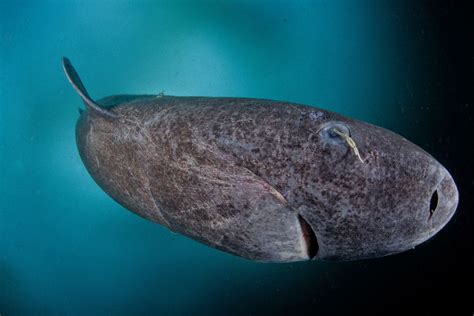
{"left": 429, "top": 190, "right": 439, "bottom": 219}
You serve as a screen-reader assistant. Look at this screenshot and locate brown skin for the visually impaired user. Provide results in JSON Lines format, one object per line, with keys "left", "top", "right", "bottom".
{"left": 65, "top": 58, "right": 459, "bottom": 262}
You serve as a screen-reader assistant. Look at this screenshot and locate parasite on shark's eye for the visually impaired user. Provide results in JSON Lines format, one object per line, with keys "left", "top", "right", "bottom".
{"left": 318, "top": 121, "right": 351, "bottom": 145}
{"left": 318, "top": 121, "right": 364, "bottom": 163}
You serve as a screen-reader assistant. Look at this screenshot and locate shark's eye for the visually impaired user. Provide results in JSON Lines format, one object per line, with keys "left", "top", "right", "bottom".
{"left": 318, "top": 121, "right": 351, "bottom": 144}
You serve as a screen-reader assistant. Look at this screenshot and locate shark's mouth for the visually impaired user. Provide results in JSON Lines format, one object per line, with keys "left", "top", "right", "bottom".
{"left": 298, "top": 214, "right": 319, "bottom": 259}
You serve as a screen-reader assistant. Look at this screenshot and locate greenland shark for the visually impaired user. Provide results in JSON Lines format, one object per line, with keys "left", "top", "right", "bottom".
{"left": 63, "top": 57, "right": 458, "bottom": 262}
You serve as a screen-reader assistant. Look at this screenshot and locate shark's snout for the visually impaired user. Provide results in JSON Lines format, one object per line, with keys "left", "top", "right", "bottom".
{"left": 425, "top": 165, "right": 459, "bottom": 237}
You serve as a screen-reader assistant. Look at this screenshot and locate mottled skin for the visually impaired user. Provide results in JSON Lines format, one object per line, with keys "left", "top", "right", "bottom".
{"left": 65, "top": 58, "right": 459, "bottom": 262}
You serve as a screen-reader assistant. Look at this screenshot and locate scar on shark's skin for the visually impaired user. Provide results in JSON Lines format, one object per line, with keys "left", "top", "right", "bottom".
{"left": 64, "top": 57, "right": 459, "bottom": 262}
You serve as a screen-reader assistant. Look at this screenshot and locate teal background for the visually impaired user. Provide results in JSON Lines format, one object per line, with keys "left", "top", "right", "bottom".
{"left": 1, "top": 1, "right": 471, "bottom": 314}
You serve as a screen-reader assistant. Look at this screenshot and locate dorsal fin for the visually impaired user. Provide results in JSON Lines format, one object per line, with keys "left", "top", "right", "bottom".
{"left": 62, "top": 57, "right": 117, "bottom": 119}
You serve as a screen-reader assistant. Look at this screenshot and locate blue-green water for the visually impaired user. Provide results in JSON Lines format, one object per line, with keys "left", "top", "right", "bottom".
{"left": 1, "top": 1, "right": 471, "bottom": 315}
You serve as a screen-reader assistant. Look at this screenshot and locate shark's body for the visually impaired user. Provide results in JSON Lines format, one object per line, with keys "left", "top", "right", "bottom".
{"left": 64, "top": 58, "right": 458, "bottom": 262}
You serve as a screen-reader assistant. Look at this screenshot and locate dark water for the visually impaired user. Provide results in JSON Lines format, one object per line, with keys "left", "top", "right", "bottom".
{"left": 1, "top": 1, "right": 471, "bottom": 314}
